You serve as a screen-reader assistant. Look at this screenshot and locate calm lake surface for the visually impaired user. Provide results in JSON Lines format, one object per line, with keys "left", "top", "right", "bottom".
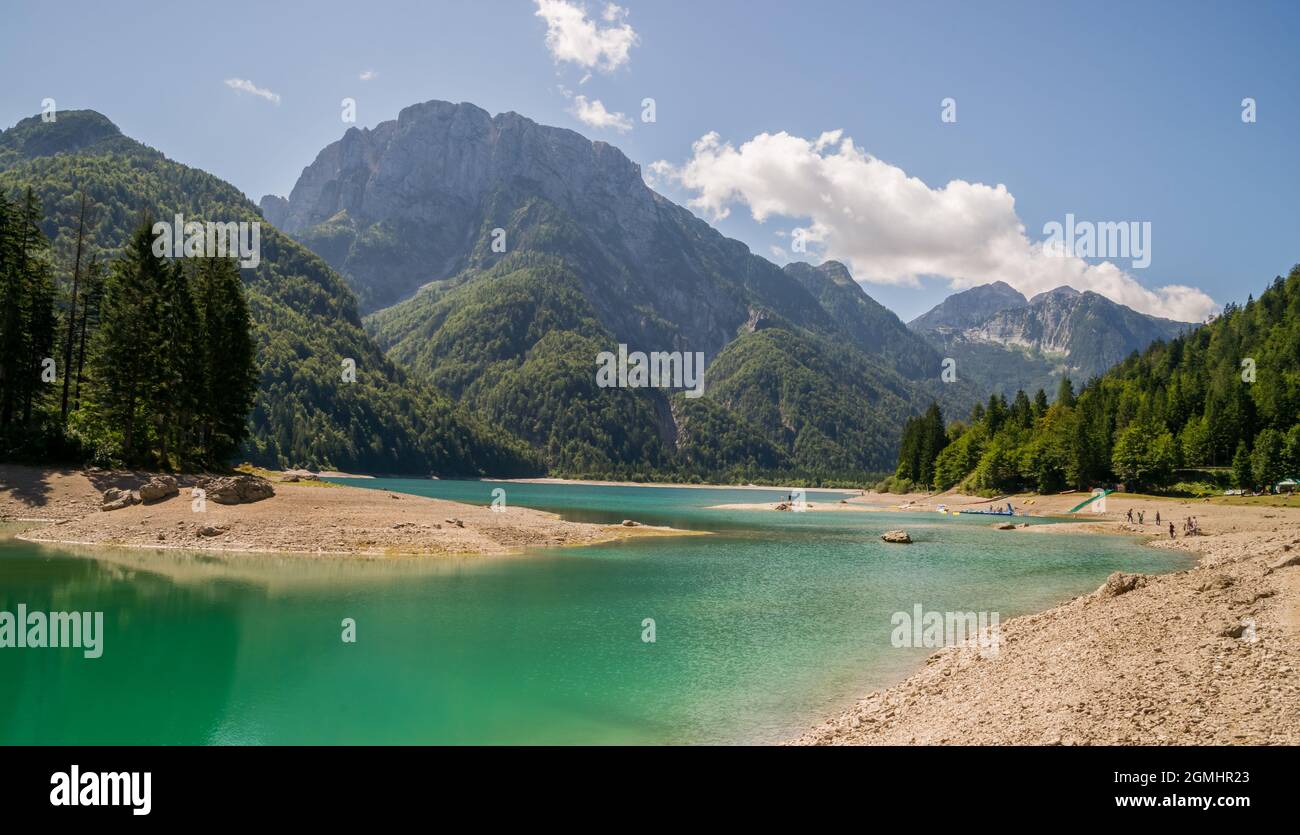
{"left": 0, "top": 479, "right": 1189, "bottom": 744}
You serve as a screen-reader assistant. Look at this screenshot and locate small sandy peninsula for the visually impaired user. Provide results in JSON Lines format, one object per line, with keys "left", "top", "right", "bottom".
{"left": 793, "top": 489, "right": 1300, "bottom": 745}
{"left": 1, "top": 465, "right": 690, "bottom": 557}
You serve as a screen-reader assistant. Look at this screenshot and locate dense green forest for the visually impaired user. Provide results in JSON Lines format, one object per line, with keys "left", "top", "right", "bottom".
{"left": 368, "top": 239, "right": 940, "bottom": 483}
{"left": 0, "top": 110, "right": 538, "bottom": 475}
{"left": 887, "top": 266, "right": 1300, "bottom": 495}
{"left": 368, "top": 252, "right": 844, "bottom": 483}
{"left": 363, "top": 205, "right": 943, "bottom": 483}
{"left": 0, "top": 188, "right": 256, "bottom": 468}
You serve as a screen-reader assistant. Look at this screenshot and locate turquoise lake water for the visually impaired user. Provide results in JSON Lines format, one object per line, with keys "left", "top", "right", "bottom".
{"left": 0, "top": 479, "right": 1190, "bottom": 744}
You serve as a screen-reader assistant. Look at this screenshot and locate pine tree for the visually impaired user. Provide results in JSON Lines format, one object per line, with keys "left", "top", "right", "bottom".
{"left": 1251, "top": 428, "right": 1285, "bottom": 488}
{"left": 1011, "top": 389, "right": 1033, "bottom": 429}
{"left": 22, "top": 254, "right": 56, "bottom": 425}
{"left": 1231, "top": 441, "right": 1253, "bottom": 490}
{"left": 1032, "top": 388, "right": 1049, "bottom": 420}
{"left": 985, "top": 394, "right": 1007, "bottom": 433}
{"left": 87, "top": 217, "right": 168, "bottom": 462}
{"left": 0, "top": 188, "right": 57, "bottom": 433}
{"left": 148, "top": 256, "right": 200, "bottom": 467}
{"left": 1066, "top": 409, "right": 1095, "bottom": 489}
{"left": 895, "top": 414, "right": 922, "bottom": 483}
{"left": 73, "top": 256, "right": 106, "bottom": 413}
{"left": 0, "top": 192, "right": 17, "bottom": 430}
{"left": 1056, "top": 376, "right": 1076, "bottom": 408}
{"left": 917, "top": 402, "right": 947, "bottom": 487}
{"left": 193, "top": 256, "right": 257, "bottom": 464}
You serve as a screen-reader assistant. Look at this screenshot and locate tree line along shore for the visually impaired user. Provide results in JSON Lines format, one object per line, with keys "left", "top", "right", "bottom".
{"left": 884, "top": 267, "right": 1300, "bottom": 502}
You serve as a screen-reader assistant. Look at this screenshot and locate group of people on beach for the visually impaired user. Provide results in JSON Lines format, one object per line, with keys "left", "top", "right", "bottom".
{"left": 1127, "top": 507, "right": 1199, "bottom": 539}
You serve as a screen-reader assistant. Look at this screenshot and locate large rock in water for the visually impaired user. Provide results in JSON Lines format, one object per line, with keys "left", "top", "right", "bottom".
{"left": 139, "top": 475, "right": 179, "bottom": 503}
{"left": 199, "top": 475, "right": 275, "bottom": 505}
{"left": 881, "top": 529, "right": 913, "bottom": 544}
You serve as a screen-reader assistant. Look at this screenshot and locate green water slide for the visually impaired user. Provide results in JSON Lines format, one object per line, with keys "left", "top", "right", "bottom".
{"left": 1067, "top": 489, "right": 1113, "bottom": 513}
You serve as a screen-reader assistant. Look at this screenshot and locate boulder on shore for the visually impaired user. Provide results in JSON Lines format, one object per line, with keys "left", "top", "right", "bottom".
{"left": 139, "top": 475, "right": 179, "bottom": 503}
{"left": 198, "top": 474, "right": 275, "bottom": 505}
{"left": 101, "top": 487, "right": 140, "bottom": 512}
{"left": 881, "top": 529, "right": 912, "bottom": 544}
{"left": 1098, "top": 571, "right": 1148, "bottom": 597}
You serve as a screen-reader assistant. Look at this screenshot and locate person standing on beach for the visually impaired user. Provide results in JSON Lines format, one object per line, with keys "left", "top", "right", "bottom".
{"left": 1156, "top": 511, "right": 1161, "bottom": 524}
{"left": 1127, "top": 509, "right": 1133, "bottom": 523}
{"left": 1138, "top": 511, "right": 1145, "bottom": 525}
{"left": 1169, "top": 521, "right": 1175, "bottom": 539}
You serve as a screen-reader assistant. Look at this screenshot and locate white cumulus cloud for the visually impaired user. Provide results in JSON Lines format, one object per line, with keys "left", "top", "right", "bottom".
{"left": 653, "top": 130, "right": 1217, "bottom": 322}
{"left": 568, "top": 94, "right": 632, "bottom": 132}
{"left": 534, "top": 0, "right": 637, "bottom": 72}
{"left": 359, "top": 69, "right": 379, "bottom": 81}
{"left": 223, "top": 78, "right": 281, "bottom": 104}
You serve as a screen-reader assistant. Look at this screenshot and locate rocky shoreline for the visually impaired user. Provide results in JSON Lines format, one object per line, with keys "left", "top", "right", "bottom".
{"left": 794, "top": 495, "right": 1300, "bottom": 745}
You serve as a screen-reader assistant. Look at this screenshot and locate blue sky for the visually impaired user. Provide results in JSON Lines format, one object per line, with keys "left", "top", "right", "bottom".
{"left": 3, "top": 0, "right": 1297, "bottom": 320}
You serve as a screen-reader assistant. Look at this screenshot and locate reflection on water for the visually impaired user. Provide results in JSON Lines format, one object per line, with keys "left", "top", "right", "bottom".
{"left": 0, "top": 482, "right": 1191, "bottom": 744}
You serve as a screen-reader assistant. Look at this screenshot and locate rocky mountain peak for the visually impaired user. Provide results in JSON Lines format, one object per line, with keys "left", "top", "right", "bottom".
{"left": 258, "top": 194, "right": 289, "bottom": 227}
{"left": 908, "top": 281, "right": 1029, "bottom": 333}
{"left": 274, "top": 99, "right": 650, "bottom": 236}
{"left": 1028, "top": 285, "right": 1082, "bottom": 305}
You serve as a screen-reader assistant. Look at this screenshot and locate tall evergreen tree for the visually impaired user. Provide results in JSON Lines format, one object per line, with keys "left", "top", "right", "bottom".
{"left": 87, "top": 217, "right": 169, "bottom": 462}
{"left": 1056, "top": 376, "right": 1076, "bottom": 408}
{"left": 0, "top": 188, "right": 57, "bottom": 433}
{"left": 192, "top": 256, "right": 257, "bottom": 463}
{"left": 917, "top": 402, "right": 948, "bottom": 487}
{"left": 73, "top": 256, "right": 106, "bottom": 413}
{"left": 0, "top": 192, "right": 18, "bottom": 430}
{"left": 153, "top": 256, "right": 199, "bottom": 466}
{"left": 1231, "top": 441, "right": 1253, "bottom": 489}
{"left": 1032, "top": 388, "right": 1049, "bottom": 420}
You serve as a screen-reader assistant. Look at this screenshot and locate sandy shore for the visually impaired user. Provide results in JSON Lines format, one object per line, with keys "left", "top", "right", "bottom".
{"left": 2, "top": 465, "right": 694, "bottom": 557}
{"left": 794, "top": 492, "right": 1300, "bottom": 745}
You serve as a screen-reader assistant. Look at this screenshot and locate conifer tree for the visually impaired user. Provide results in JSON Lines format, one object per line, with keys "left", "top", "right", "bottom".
{"left": 153, "top": 256, "right": 199, "bottom": 466}
{"left": 1231, "top": 441, "right": 1253, "bottom": 490}
{"left": 1056, "top": 377, "right": 1076, "bottom": 408}
{"left": 73, "top": 256, "right": 106, "bottom": 413}
{"left": 87, "top": 217, "right": 168, "bottom": 462}
{"left": 192, "top": 256, "right": 258, "bottom": 463}
{"left": 0, "top": 188, "right": 57, "bottom": 433}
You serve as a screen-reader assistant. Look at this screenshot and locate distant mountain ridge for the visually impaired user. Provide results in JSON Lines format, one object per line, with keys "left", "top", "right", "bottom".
{"left": 783, "top": 261, "right": 943, "bottom": 380}
{"left": 907, "top": 281, "right": 1029, "bottom": 333}
{"left": 909, "top": 280, "right": 1197, "bottom": 398}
